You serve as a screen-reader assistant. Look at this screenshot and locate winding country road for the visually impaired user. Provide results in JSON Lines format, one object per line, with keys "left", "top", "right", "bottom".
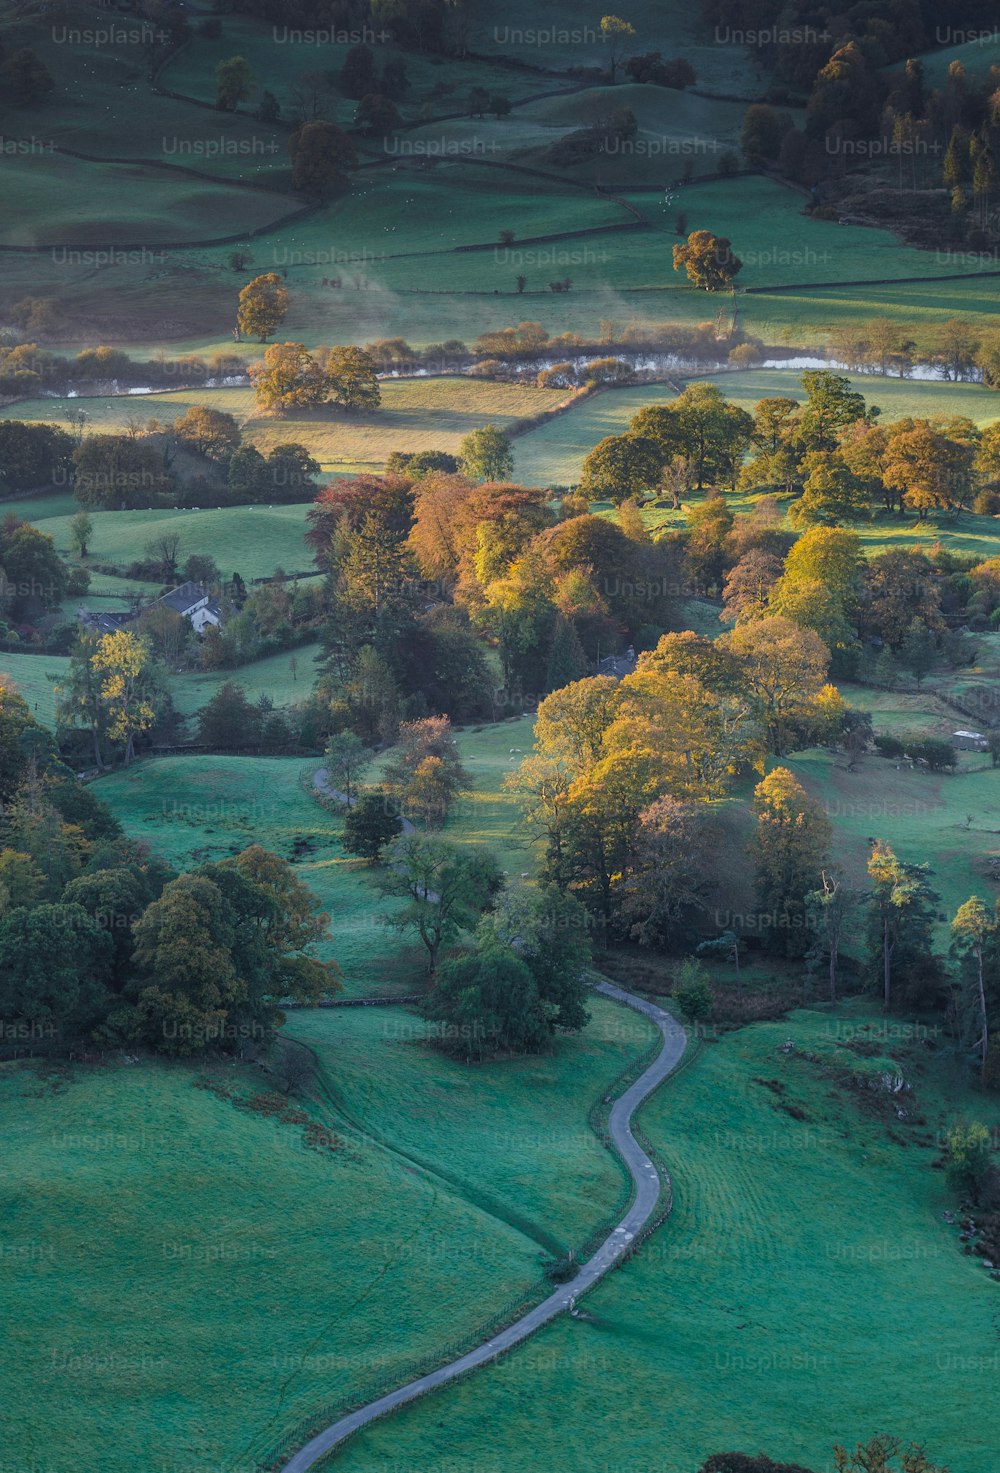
{"left": 279, "top": 981, "right": 687, "bottom": 1472}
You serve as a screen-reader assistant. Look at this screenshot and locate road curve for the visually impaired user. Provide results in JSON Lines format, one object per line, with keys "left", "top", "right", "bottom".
{"left": 278, "top": 981, "right": 687, "bottom": 1473}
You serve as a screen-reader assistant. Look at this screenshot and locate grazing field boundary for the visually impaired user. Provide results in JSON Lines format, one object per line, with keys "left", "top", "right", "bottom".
{"left": 259, "top": 984, "right": 688, "bottom": 1473}
{"left": 744, "top": 268, "right": 1000, "bottom": 293}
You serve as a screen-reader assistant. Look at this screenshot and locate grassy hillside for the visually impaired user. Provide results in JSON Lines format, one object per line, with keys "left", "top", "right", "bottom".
{"left": 326, "top": 1001, "right": 1000, "bottom": 1473}
{"left": 0, "top": 1008, "right": 650, "bottom": 1472}
{"left": 169, "top": 643, "right": 323, "bottom": 717}
{"left": 286, "top": 993, "right": 657, "bottom": 1258}
{"left": 0, "top": 651, "right": 69, "bottom": 728}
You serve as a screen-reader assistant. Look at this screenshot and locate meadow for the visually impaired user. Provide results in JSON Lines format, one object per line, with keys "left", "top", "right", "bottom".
{"left": 0, "top": 650, "right": 69, "bottom": 728}
{"left": 324, "top": 1000, "right": 1000, "bottom": 1473}
{"left": 786, "top": 744, "right": 1000, "bottom": 922}
{"left": 0, "top": 1004, "right": 648, "bottom": 1473}
{"left": 0, "top": 151, "right": 293, "bottom": 249}
{"left": 169, "top": 642, "right": 324, "bottom": 717}
{"left": 4, "top": 376, "right": 570, "bottom": 476}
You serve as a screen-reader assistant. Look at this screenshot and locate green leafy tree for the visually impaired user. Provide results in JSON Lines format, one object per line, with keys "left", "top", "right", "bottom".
{"left": 325, "top": 346, "right": 381, "bottom": 410}
{"left": 943, "top": 1120, "right": 993, "bottom": 1202}
{"left": 425, "top": 944, "right": 549, "bottom": 1058}
{"left": 69, "top": 510, "right": 93, "bottom": 560}
{"left": 197, "top": 682, "right": 263, "bottom": 749}
{"left": 478, "top": 881, "right": 592, "bottom": 1032}
{"left": 579, "top": 433, "right": 663, "bottom": 502}
{"left": 376, "top": 835, "right": 503, "bottom": 972}
{"left": 898, "top": 616, "right": 936, "bottom": 686}
{"left": 341, "top": 789, "right": 402, "bottom": 863}
{"left": 215, "top": 56, "right": 254, "bottom": 111}
{"left": 324, "top": 731, "right": 370, "bottom": 803}
{"left": 0, "top": 902, "right": 112, "bottom": 1038}
{"left": 790, "top": 450, "right": 870, "bottom": 526}
{"left": 62, "top": 868, "right": 147, "bottom": 988}
{"left": 459, "top": 425, "right": 513, "bottom": 482}
{"left": 672, "top": 957, "right": 713, "bottom": 1022}
{"left": 287, "top": 120, "right": 357, "bottom": 198}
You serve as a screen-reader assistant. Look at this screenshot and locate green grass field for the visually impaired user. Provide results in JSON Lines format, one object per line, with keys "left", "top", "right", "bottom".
{"left": 39, "top": 502, "right": 311, "bottom": 582}
{"left": 513, "top": 383, "right": 679, "bottom": 485}
{"left": 170, "top": 642, "right": 323, "bottom": 717}
{"left": 325, "top": 1000, "right": 1000, "bottom": 1473}
{"left": 0, "top": 1028, "right": 617, "bottom": 1472}
{"left": 0, "top": 151, "right": 293, "bottom": 248}
{"left": 0, "top": 650, "right": 69, "bottom": 727}
{"left": 786, "top": 745, "right": 1000, "bottom": 921}
{"left": 93, "top": 755, "right": 390, "bottom": 992}
{"left": 286, "top": 992, "right": 656, "bottom": 1259}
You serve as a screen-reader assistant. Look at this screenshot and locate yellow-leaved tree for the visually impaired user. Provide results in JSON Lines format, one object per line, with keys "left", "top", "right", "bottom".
{"left": 90, "top": 629, "right": 156, "bottom": 767}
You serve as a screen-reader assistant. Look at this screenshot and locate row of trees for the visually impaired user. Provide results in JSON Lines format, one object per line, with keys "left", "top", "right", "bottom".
{"left": 581, "top": 372, "right": 1000, "bottom": 525}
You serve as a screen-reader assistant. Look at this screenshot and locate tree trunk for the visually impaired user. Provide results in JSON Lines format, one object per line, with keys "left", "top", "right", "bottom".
{"left": 883, "top": 920, "right": 891, "bottom": 1012}
{"left": 976, "top": 948, "right": 989, "bottom": 1076}
{"left": 829, "top": 934, "right": 838, "bottom": 1004}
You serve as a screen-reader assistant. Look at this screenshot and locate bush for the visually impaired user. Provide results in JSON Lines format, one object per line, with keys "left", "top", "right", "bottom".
{"left": 974, "top": 488, "right": 1000, "bottom": 515}
{"left": 906, "top": 736, "right": 957, "bottom": 771}
{"left": 945, "top": 1121, "right": 993, "bottom": 1202}
{"left": 671, "top": 958, "right": 713, "bottom": 1022}
{"left": 873, "top": 733, "right": 905, "bottom": 760}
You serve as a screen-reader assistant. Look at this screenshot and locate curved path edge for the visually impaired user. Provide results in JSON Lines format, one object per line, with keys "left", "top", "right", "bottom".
{"left": 277, "top": 982, "right": 687, "bottom": 1472}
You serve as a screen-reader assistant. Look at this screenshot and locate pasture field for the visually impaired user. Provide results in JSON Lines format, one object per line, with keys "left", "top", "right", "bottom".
{"left": 30, "top": 502, "right": 312, "bottom": 583}
{"left": 466, "top": 0, "right": 762, "bottom": 94}
{"left": 786, "top": 744, "right": 1000, "bottom": 920}
{"left": 169, "top": 642, "right": 324, "bottom": 717}
{"left": 0, "top": 492, "right": 79, "bottom": 523}
{"left": 161, "top": 14, "right": 546, "bottom": 122}
{"left": 286, "top": 992, "right": 657, "bottom": 1259}
{"left": 910, "top": 32, "right": 1000, "bottom": 85}
{"left": 0, "top": 1051, "right": 539, "bottom": 1472}
{"left": 93, "top": 718, "right": 537, "bottom": 994}
{"left": 0, "top": 151, "right": 293, "bottom": 249}
{"left": 4, "top": 376, "right": 569, "bottom": 476}
{"left": 513, "top": 383, "right": 679, "bottom": 485}
{"left": 244, "top": 376, "right": 571, "bottom": 472}
{"left": 683, "top": 368, "right": 1000, "bottom": 426}
{"left": 93, "top": 755, "right": 390, "bottom": 993}
{"left": 327, "top": 1000, "right": 1000, "bottom": 1473}
{"left": 0, "top": 650, "right": 69, "bottom": 727}
{"left": 397, "top": 84, "right": 755, "bottom": 188}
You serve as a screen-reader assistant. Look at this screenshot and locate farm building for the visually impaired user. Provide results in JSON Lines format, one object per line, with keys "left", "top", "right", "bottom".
{"left": 80, "top": 582, "right": 222, "bottom": 638}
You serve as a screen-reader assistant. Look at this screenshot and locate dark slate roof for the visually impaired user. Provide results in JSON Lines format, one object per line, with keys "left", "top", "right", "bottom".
{"left": 597, "top": 651, "right": 637, "bottom": 680}
{"left": 159, "top": 582, "right": 208, "bottom": 614}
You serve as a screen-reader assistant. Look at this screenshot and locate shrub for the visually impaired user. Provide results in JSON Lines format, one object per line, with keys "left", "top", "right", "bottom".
{"left": 873, "top": 733, "right": 905, "bottom": 759}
